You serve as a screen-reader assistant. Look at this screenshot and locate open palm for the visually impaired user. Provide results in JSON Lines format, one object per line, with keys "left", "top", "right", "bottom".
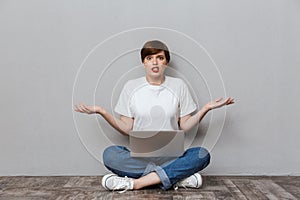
{"left": 74, "top": 103, "right": 103, "bottom": 114}
{"left": 204, "top": 97, "right": 234, "bottom": 110}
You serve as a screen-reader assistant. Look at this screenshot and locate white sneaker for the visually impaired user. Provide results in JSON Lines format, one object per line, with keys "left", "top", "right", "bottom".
{"left": 174, "top": 173, "right": 202, "bottom": 190}
{"left": 101, "top": 174, "right": 134, "bottom": 193}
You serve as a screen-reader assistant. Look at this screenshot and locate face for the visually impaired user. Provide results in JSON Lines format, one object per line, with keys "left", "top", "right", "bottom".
{"left": 143, "top": 51, "right": 168, "bottom": 78}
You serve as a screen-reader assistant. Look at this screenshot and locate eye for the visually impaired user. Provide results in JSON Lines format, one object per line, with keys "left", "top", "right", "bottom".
{"left": 159, "top": 56, "right": 165, "bottom": 60}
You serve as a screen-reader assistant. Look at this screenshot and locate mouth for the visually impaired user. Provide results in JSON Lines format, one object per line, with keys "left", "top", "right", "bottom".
{"left": 151, "top": 67, "right": 159, "bottom": 73}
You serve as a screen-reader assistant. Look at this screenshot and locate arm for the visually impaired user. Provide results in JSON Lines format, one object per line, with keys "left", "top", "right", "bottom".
{"left": 74, "top": 103, "right": 133, "bottom": 136}
{"left": 179, "top": 97, "right": 234, "bottom": 132}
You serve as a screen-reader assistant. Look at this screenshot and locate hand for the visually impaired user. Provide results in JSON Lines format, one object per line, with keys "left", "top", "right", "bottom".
{"left": 204, "top": 97, "right": 235, "bottom": 111}
{"left": 74, "top": 103, "right": 104, "bottom": 114}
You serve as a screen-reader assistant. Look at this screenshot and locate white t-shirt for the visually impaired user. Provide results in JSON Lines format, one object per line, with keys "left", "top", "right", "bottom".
{"left": 114, "top": 76, "right": 197, "bottom": 130}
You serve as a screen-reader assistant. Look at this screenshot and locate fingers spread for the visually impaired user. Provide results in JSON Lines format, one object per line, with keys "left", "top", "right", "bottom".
{"left": 74, "top": 103, "right": 97, "bottom": 114}
{"left": 74, "top": 105, "right": 80, "bottom": 112}
{"left": 75, "top": 105, "right": 85, "bottom": 113}
{"left": 75, "top": 103, "right": 87, "bottom": 113}
{"left": 226, "top": 97, "right": 235, "bottom": 105}
{"left": 81, "top": 104, "right": 90, "bottom": 112}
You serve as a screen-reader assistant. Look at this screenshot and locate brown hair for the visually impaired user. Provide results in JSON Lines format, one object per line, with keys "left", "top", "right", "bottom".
{"left": 140, "top": 40, "right": 170, "bottom": 63}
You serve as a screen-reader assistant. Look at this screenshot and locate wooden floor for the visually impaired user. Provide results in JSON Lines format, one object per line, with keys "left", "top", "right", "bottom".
{"left": 0, "top": 176, "right": 299, "bottom": 200}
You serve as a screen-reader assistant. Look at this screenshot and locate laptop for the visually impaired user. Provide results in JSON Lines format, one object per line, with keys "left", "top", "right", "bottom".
{"left": 129, "top": 130, "right": 184, "bottom": 157}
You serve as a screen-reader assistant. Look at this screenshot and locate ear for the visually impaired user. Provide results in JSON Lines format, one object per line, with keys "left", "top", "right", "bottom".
{"left": 142, "top": 58, "right": 146, "bottom": 65}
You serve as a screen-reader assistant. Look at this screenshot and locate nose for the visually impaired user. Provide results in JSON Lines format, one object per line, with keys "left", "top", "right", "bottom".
{"left": 152, "top": 58, "right": 158, "bottom": 65}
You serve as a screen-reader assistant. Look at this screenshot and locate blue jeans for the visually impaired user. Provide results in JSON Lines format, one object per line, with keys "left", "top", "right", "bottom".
{"left": 103, "top": 145, "right": 210, "bottom": 190}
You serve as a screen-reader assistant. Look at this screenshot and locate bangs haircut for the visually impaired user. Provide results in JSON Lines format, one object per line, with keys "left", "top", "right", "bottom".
{"left": 141, "top": 40, "right": 170, "bottom": 63}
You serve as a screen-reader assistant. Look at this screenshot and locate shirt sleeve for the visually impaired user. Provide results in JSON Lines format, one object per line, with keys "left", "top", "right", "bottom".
{"left": 179, "top": 80, "right": 197, "bottom": 117}
{"left": 114, "top": 82, "right": 134, "bottom": 118}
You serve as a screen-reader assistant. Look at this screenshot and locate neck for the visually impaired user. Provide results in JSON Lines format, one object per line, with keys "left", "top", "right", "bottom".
{"left": 146, "top": 75, "right": 165, "bottom": 86}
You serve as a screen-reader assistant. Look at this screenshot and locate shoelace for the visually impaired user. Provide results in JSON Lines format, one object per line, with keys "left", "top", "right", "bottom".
{"left": 174, "top": 179, "right": 191, "bottom": 190}
{"left": 112, "top": 176, "right": 132, "bottom": 193}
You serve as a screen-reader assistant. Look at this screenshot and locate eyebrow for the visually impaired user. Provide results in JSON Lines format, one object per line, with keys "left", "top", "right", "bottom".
{"left": 146, "top": 52, "right": 165, "bottom": 58}
{"left": 148, "top": 54, "right": 165, "bottom": 57}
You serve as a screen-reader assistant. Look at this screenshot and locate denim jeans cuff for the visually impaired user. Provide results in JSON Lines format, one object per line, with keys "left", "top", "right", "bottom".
{"left": 141, "top": 162, "right": 171, "bottom": 190}
{"left": 154, "top": 166, "right": 172, "bottom": 190}
{"left": 142, "top": 162, "right": 156, "bottom": 176}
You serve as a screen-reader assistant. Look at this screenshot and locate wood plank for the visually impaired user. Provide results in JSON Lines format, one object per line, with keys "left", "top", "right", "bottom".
{"left": 222, "top": 179, "right": 248, "bottom": 200}
{"left": 251, "top": 179, "right": 297, "bottom": 200}
{"left": 272, "top": 176, "right": 300, "bottom": 199}
{"left": 63, "top": 176, "right": 101, "bottom": 188}
{"left": 0, "top": 176, "right": 299, "bottom": 200}
{"left": 231, "top": 178, "right": 269, "bottom": 200}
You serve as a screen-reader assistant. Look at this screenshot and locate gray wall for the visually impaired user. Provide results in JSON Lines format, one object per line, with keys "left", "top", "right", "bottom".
{"left": 1, "top": 0, "right": 299, "bottom": 175}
